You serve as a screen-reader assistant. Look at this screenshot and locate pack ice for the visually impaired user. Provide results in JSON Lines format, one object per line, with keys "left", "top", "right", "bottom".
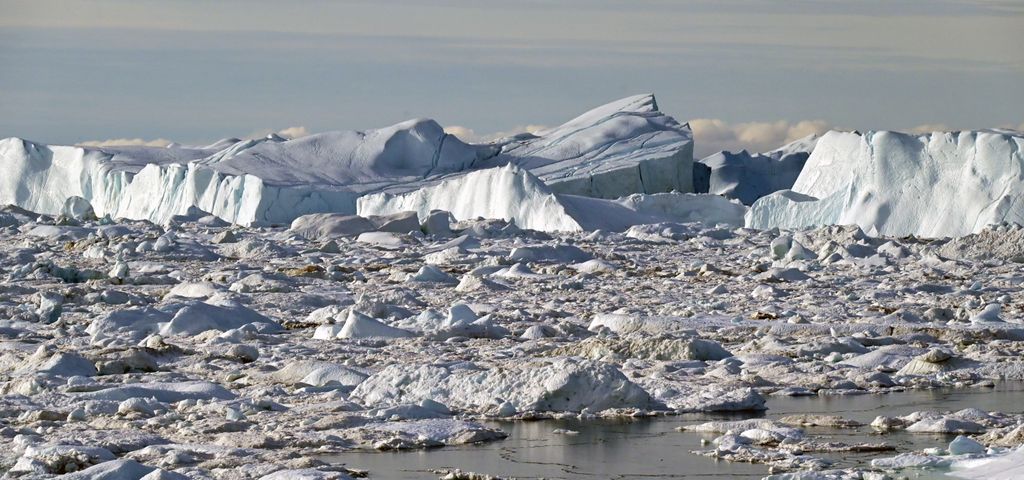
{"left": 6, "top": 196, "right": 1024, "bottom": 479}
{"left": 0, "top": 94, "right": 695, "bottom": 228}
{"left": 747, "top": 129, "right": 1024, "bottom": 237}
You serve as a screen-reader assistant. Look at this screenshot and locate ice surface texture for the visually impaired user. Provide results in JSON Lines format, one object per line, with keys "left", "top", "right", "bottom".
{"left": 747, "top": 130, "right": 1024, "bottom": 237}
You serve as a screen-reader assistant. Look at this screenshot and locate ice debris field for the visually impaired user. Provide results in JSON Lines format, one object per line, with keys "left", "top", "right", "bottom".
{"left": 2, "top": 95, "right": 1024, "bottom": 479}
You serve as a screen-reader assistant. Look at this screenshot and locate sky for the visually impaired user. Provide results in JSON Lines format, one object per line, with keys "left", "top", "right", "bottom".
{"left": 1, "top": 0, "right": 1022, "bottom": 157}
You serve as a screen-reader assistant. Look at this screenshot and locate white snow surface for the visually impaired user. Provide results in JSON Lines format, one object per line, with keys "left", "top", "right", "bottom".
{"left": 747, "top": 129, "right": 1024, "bottom": 237}
{"left": 0, "top": 119, "right": 489, "bottom": 226}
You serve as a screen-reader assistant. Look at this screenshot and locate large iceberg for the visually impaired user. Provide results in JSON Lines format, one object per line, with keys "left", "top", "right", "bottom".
{"left": 0, "top": 120, "right": 492, "bottom": 226}
{"left": 0, "top": 95, "right": 693, "bottom": 226}
{"left": 357, "top": 164, "right": 744, "bottom": 232}
{"left": 694, "top": 134, "right": 816, "bottom": 205}
{"left": 358, "top": 164, "right": 583, "bottom": 232}
{"left": 747, "top": 129, "right": 1024, "bottom": 238}
{"left": 482, "top": 94, "right": 694, "bottom": 198}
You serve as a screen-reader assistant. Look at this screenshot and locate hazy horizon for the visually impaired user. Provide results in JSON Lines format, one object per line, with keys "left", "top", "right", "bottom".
{"left": 2, "top": 0, "right": 1022, "bottom": 156}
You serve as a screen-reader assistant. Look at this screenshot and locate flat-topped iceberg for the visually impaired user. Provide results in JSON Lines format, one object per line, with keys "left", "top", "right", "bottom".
{"left": 747, "top": 129, "right": 1024, "bottom": 237}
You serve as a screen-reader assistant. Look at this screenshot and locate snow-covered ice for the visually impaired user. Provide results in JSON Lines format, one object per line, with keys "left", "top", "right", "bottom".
{"left": 747, "top": 129, "right": 1024, "bottom": 237}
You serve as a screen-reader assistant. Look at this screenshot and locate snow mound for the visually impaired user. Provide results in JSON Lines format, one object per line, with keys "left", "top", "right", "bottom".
{"left": 588, "top": 314, "right": 696, "bottom": 335}
{"left": 937, "top": 224, "right": 1024, "bottom": 261}
{"left": 950, "top": 447, "right": 1024, "bottom": 479}
{"left": 289, "top": 211, "right": 421, "bottom": 240}
{"left": 59, "top": 459, "right": 180, "bottom": 480}
{"left": 336, "top": 310, "right": 415, "bottom": 340}
{"left": 695, "top": 135, "right": 816, "bottom": 205}
{"left": 577, "top": 192, "right": 746, "bottom": 230}
{"left": 362, "top": 419, "right": 508, "bottom": 448}
{"left": 351, "top": 358, "right": 652, "bottom": 413}
{"left": 159, "top": 299, "right": 282, "bottom": 337}
{"left": 747, "top": 130, "right": 1024, "bottom": 237}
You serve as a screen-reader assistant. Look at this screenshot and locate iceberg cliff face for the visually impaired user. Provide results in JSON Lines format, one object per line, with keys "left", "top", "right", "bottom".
{"left": 0, "top": 96, "right": 694, "bottom": 226}
{"left": 357, "top": 164, "right": 584, "bottom": 232}
{"left": 747, "top": 130, "right": 1024, "bottom": 238}
{"left": 486, "top": 94, "right": 694, "bottom": 198}
{"left": 0, "top": 120, "right": 494, "bottom": 226}
{"left": 358, "top": 164, "right": 744, "bottom": 233}
{"left": 0, "top": 137, "right": 358, "bottom": 226}
{"left": 694, "top": 135, "right": 816, "bottom": 205}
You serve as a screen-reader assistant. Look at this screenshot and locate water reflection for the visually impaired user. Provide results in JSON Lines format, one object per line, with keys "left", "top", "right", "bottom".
{"left": 325, "top": 382, "right": 1024, "bottom": 479}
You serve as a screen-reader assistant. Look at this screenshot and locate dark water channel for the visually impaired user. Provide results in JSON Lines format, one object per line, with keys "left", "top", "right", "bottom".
{"left": 325, "top": 382, "right": 1024, "bottom": 479}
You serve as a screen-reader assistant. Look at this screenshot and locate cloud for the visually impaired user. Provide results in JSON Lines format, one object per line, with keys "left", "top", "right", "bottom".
{"left": 276, "top": 126, "right": 310, "bottom": 139}
{"left": 77, "top": 137, "right": 174, "bottom": 148}
{"left": 244, "top": 126, "right": 311, "bottom": 140}
{"left": 443, "top": 126, "right": 478, "bottom": 142}
{"left": 690, "top": 119, "right": 831, "bottom": 158}
{"left": 78, "top": 125, "right": 310, "bottom": 149}
{"left": 444, "top": 124, "right": 549, "bottom": 143}
{"left": 905, "top": 123, "right": 953, "bottom": 133}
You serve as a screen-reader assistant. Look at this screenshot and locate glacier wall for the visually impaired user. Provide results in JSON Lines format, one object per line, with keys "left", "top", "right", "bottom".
{"left": 747, "top": 130, "right": 1024, "bottom": 238}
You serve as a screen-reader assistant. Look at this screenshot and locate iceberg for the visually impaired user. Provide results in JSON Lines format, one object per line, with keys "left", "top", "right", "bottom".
{"left": 0, "top": 119, "right": 491, "bottom": 226}
{"left": 694, "top": 134, "right": 817, "bottom": 205}
{"left": 747, "top": 129, "right": 1024, "bottom": 237}
{"left": 350, "top": 358, "right": 653, "bottom": 413}
{"left": 357, "top": 164, "right": 745, "bottom": 232}
{"left": 483, "top": 94, "right": 694, "bottom": 198}
{"left": 357, "top": 164, "right": 584, "bottom": 232}
{"left": 0, "top": 94, "right": 694, "bottom": 227}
